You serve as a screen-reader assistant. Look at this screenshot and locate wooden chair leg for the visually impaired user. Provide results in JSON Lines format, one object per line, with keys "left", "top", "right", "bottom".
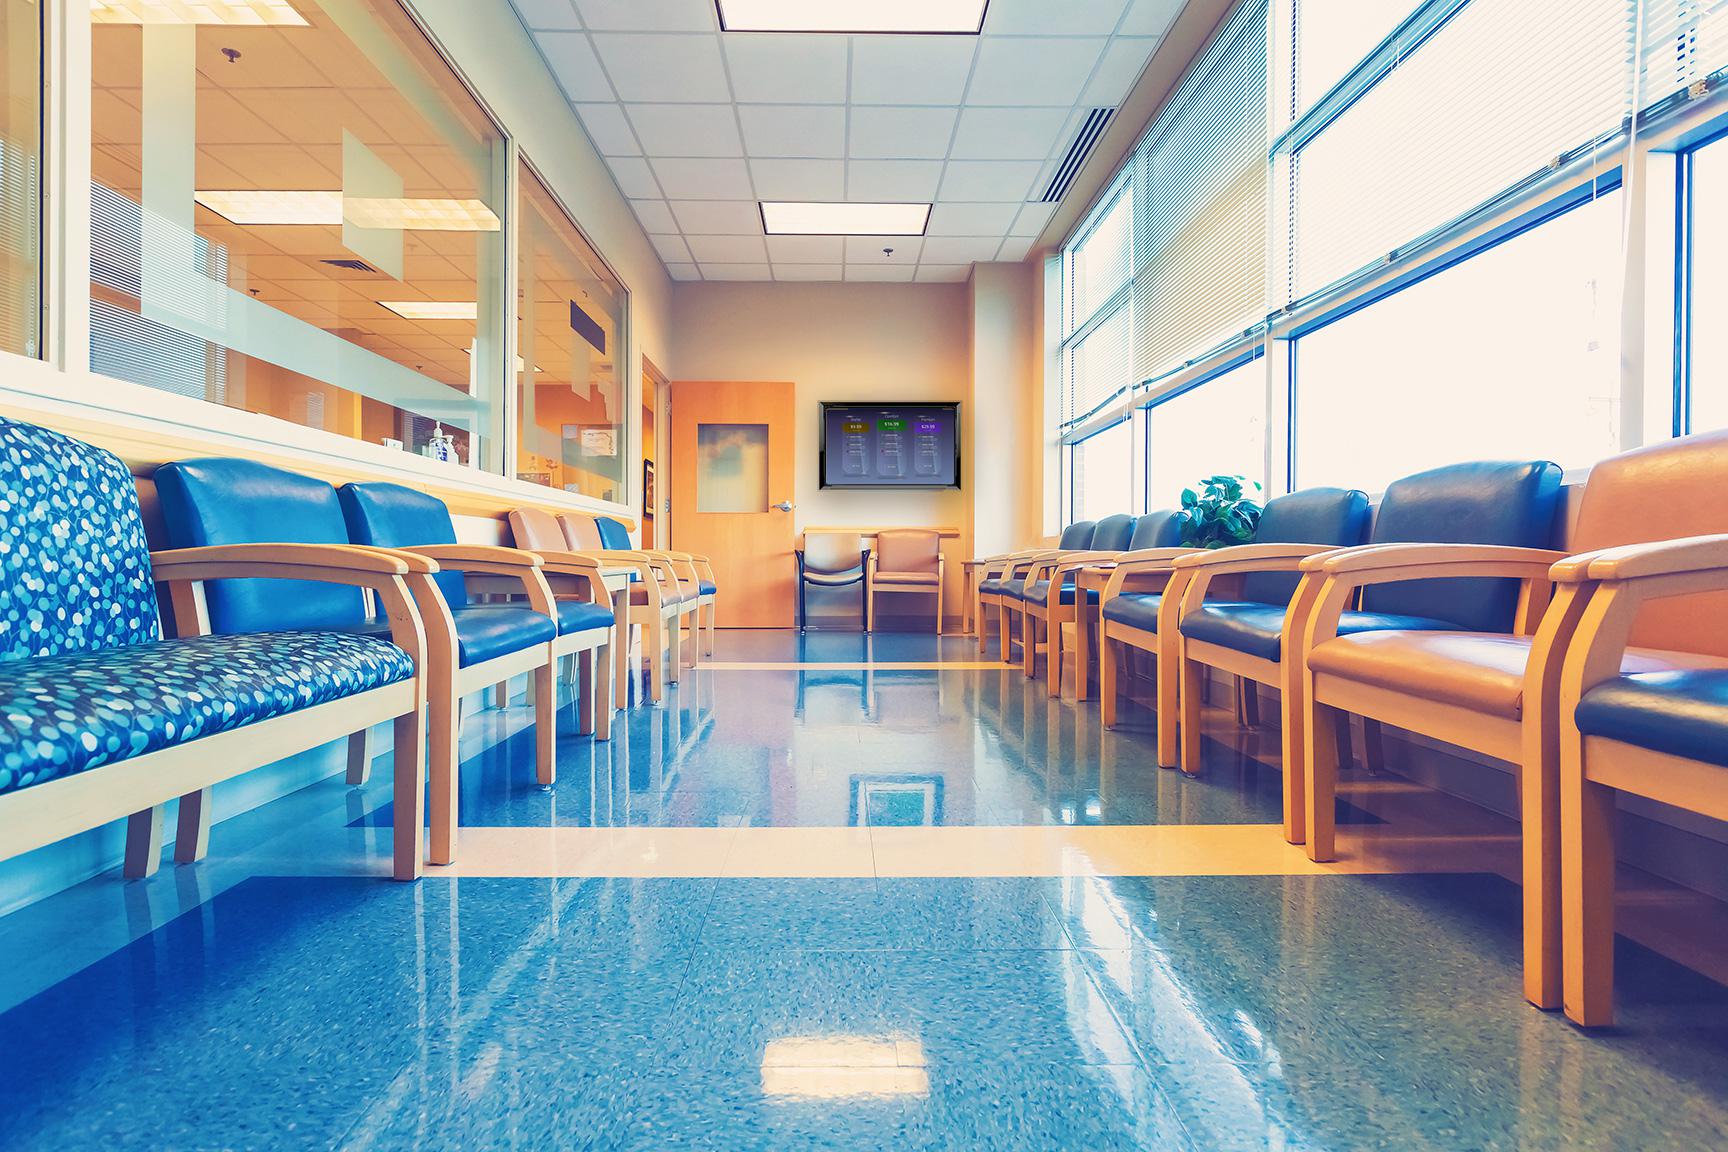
{"left": 346, "top": 729, "right": 373, "bottom": 785}
{"left": 1075, "top": 609, "right": 1092, "bottom": 702}
{"left": 1180, "top": 649, "right": 1205, "bottom": 776}
{"left": 668, "top": 611, "right": 683, "bottom": 685}
{"left": 391, "top": 705, "right": 426, "bottom": 881}
{"left": 595, "top": 639, "right": 614, "bottom": 741}
{"left": 998, "top": 604, "right": 1012, "bottom": 662}
{"left": 936, "top": 582, "right": 943, "bottom": 635}
{"left": 1100, "top": 631, "right": 1119, "bottom": 728}
{"left": 1157, "top": 640, "right": 1181, "bottom": 770}
{"left": 577, "top": 648, "right": 596, "bottom": 736}
{"left": 867, "top": 586, "right": 876, "bottom": 632}
{"left": 1306, "top": 700, "right": 1344, "bottom": 862}
{"left": 1563, "top": 765, "right": 1619, "bottom": 1027}
{"left": 427, "top": 658, "right": 459, "bottom": 867}
{"left": 1241, "top": 678, "right": 1261, "bottom": 727}
{"left": 173, "top": 786, "right": 213, "bottom": 864}
{"left": 1362, "top": 718, "right": 1385, "bottom": 775}
{"left": 1047, "top": 612, "right": 1064, "bottom": 698}
{"left": 123, "top": 805, "right": 165, "bottom": 879}
{"left": 705, "top": 602, "right": 717, "bottom": 656}
{"left": 534, "top": 661, "right": 556, "bottom": 786}
{"left": 1278, "top": 656, "right": 1306, "bottom": 845}
{"left": 493, "top": 682, "right": 508, "bottom": 709}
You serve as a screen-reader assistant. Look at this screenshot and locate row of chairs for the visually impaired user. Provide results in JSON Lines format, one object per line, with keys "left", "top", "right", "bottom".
{"left": 971, "top": 431, "right": 1728, "bottom": 1027}
{"left": 0, "top": 418, "right": 716, "bottom": 886}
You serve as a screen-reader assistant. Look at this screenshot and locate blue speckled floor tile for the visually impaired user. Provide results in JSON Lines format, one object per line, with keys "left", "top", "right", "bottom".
{"left": 698, "top": 878, "right": 902, "bottom": 951}
{"left": 614, "top": 1063, "right": 918, "bottom": 1151}
{"left": 875, "top": 876, "right": 1075, "bottom": 950}
{"left": 902, "top": 1062, "right": 1195, "bottom": 1152}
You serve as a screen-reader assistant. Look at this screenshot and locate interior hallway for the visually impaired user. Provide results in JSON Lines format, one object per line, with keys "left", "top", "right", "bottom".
{"left": 3, "top": 631, "right": 1727, "bottom": 1150}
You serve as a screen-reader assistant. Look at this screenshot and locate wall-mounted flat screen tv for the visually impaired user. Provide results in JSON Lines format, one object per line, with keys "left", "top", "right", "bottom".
{"left": 820, "top": 402, "right": 960, "bottom": 489}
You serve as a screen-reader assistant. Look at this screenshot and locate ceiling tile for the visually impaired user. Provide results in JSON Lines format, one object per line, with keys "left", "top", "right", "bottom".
{"left": 724, "top": 34, "right": 848, "bottom": 103}
{"left": 739, "top": 105, "right": 846, "bottom": 158}
{"left": 938, "top": 160, "right": 1042, "bottom": 201}
{"left": 996, "top": 237, "right": 1035, "bottom": 261}
{"left": 575, "top": 103, "right": 639, "bottom": 155}
{"left": 926, "top": 201, "right": 1021, "bottom": 236}
{"left": 767, "top": 235, "right": 845, "bottom": 263}
{"left": 667, "top": 262, "right": 703, "bottom": 280}
{"left": 649, "top": 233, "right": 693, "bottom": 263}
{"left": 848, "top": 36, "right": 977, "bottom": 106}
{"left": 701, "top": 263, "right": 774, "bottom": 280}
{"left": 950, "top": 106, "right": 1071, "bottom": 161}
{"left": 846, "top": 159, "right": 944, "bottom": 201}
{"left": 920, "top": 237, "right": 1004, "bottom": 263}
{"left": 845, "top": 264, "right": 916, "bottom": 282}
{"left": 848, "top": 107, "right": 958, "bottom": 160}
{"left": 750, "top": 158, "right": 844, "bottom": 200}
{"left": 845, "top": 236, "right": 923, "bottom": 264}
{"left": 511, "top": 0, "right": 582, "bottom": 31}
{"left": 983, "top": 0, "right": 1128, "bottom": 35}
{"left": 574, "top": 0, "right": 713, "bottom": 32}
{"left": 1084, "top": 38, "right": 1158, "bottom": 106}
{"left": 605, "top": 156, "right": 662, "bottom": 198}
{"left": 1009, "top": 201, "right": 1058, "bottom": 237}
{"left": 627, "top": 103, "right": 742, "bottom": 156}
{"left": 632, "top": 199, "right": 678, "bottom": 231}
{"left": 669, "top": 199, "right": 762, "bottom": 233}
{"left": 536, "top": 32, "right": 616, "bottom": 101}
{"left": 1120, "top": 0, "right": 1185, "bottom": 36}
{"left": 686, "top": 234, "right": 769, "bottom": 262}
{"left": 967, "top": 38, "right": 1107, "bottom": 106}
{"left": 774, "top": 264, "right": 845, "bottom": 281}
{"left": 915, "top": 264, "right": 973, "bottom": 282}
{"left": 592, "top": 34, "right": 731, "bottom": 102}
{"left": 651, "top": 157, "right": 754, "bottom": 199}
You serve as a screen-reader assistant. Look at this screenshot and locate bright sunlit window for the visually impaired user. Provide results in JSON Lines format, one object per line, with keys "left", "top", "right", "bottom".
{"left": 1070, "top": 420, "right": 1134, "bottom": 524}
{"left": 1690, "top": 135, "right": 1728, "bottom": 435}
{"left": 1145, "top": 357, "right": 1267, "bottom": 510}
{"left": 1294, "top": 191, "right": 1623, "bottom": 493}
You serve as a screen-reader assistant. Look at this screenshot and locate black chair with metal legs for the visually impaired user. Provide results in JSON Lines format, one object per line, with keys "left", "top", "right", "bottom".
{"left": 796, "top": 531, "right": 869, "bottom": 631}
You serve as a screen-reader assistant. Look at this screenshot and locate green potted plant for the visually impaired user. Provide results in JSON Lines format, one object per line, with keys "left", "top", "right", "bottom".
{"left": 1176, "top": 474, "right": 1263, "bottom": 549}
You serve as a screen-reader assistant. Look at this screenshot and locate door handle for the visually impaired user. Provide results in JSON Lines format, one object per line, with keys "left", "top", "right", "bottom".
{"left": 774, "top": 500, "right": 794, "bottom": 512}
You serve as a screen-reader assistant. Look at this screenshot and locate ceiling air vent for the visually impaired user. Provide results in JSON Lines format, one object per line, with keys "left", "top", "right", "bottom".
{"left": 321, "top": 258, "right": 378, "bottom": 273}
{"left": 1039, "top": 107, "right": 1115, "bottom": 204}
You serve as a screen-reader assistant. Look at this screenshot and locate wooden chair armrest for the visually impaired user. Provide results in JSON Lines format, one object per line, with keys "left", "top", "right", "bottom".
{"left": 1575, "top": 534, "right": 1728, "bottom": 582}
{"left": 1312, "top": 543, "right": 1568, "bottom": 577}
{"left": 148, "top": 542, "right": 414, "bottom": 573}
{"left": 1171, "top": 542, "right": 1344, "bottom": 573}
{"left": 407, "top": 544, "right": 544, "bottom": 569}
{"left": 1113, "top": 547, "right": 1197, "bottom": 572}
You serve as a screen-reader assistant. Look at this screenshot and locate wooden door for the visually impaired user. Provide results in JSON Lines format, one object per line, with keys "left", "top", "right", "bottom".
{"left": 670, "top": 380, "right": 797, "bottom": 628}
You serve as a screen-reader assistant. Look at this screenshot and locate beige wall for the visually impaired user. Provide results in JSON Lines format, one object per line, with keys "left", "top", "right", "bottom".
{"left": 671, "top": 281, "right": 972, "bottom": 622}
{"left": 968, "top": 263, "right": 1039, "bottom": 557}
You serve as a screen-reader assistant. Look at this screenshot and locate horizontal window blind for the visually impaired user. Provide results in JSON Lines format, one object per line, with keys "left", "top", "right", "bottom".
{"left": 1290, "top": 0, "right": 1635, "bottom": 303}
{"left": 1641, "top": 0, "right": 1728, "bottom": 109}
{"left": 1059, "top": 180, "right": 1134, "bottom": 434}
{"left": 1064, "top": 296, "right": 1134, "bottom": 428}
{"left": 1130, "top": 0, "right": 1269, "bottom": 386}
{"left": 1066, "top": 185, "right": 1133, "bottom": 336}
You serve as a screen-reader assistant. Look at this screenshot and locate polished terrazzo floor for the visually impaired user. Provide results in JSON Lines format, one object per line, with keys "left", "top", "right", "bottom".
{"left": 3, "top": 630, "right": 1727, "bottom": 1150}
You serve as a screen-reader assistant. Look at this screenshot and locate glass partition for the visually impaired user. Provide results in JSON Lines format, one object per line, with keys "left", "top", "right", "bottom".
{"left": 1, "top": 0, "right": 40, "bottom": 358}
{"left": 515, "top": 159, "right": 627, "bottom": 500}
{"left": 90, "top": 0, "right": 507, "bottom": 467}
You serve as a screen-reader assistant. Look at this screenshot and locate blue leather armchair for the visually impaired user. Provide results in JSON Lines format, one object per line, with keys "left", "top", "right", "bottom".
{"left": 0, "top": 419, "right": 429, "bottom": 882}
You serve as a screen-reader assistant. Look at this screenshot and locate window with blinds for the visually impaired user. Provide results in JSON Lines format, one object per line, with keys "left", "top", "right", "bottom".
{"left": 1286, "top": 0, "right": 1636, "bottom": 305}
{"left": 1059, "top": 180, "right": 1134, "bottom": 430}
{"left": 1641, "top": 0, "right": 1728, "bottom": 111}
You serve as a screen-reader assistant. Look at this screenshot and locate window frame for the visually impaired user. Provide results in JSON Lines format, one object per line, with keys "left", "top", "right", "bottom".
{"left": 1676, "top": 122, "right": 1728, "bottom": 436}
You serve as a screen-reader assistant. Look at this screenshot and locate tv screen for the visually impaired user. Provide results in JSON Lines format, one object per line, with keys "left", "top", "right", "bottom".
{"left": 820, "top": 403, "right": 960, "bottom": 489}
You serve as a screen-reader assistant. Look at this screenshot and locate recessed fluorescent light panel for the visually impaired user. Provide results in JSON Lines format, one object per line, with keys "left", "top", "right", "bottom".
{"left": 194, "top": 191, "right": 500, "bottom": 232}
{"left": 378, "top": 300, "right": 478, "bottom": 321}
{"left": 92, "top": 0, "right": 310, "bottom": 25}
{"left": 760, "top": 202, "right": 930, "bottom": 237}
{"left": 716, "top": 0, "right": 987, "bottom": 34}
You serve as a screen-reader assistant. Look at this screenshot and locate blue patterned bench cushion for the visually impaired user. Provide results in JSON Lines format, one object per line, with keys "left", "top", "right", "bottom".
{"left": 0, "top": 631, "right": 415, "bottom": 795}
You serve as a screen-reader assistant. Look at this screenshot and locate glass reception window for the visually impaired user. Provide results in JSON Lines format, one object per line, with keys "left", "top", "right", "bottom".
{"left": 1145, "top": 358, "right": 1266, "bottom": 510}
{"left": 1295, "top": 192, "right": 1623, "bottom": 493}
{"left": 515, "top": 160, "right": 627, "bottom": 500}
{"left": 89, "top": 0, "right": 507, "bottom": 467}
{"left": 1, "top": 0, "right": 40, "bottom": 358}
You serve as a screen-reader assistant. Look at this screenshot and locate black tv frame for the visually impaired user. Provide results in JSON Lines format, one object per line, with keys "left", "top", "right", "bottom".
{"left": 818, "top": 401, "right": 962, "bottom": 491}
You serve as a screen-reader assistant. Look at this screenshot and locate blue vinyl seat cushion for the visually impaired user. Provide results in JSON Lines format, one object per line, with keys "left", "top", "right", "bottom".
{"left": 555, "top": 599, "right": 615, "bottom": 636}
{"left": 0, "top": 631, "right": 415, "bottom": 796}
{"left": 1575, "top": 670, "right": 1728, "bottom": 770}
{"left": 1102, "top": 593, "right": 1164, "bottom": 633}
{"left": 699, "top": 580, "right": 717, "bottom": 596}
{"left": 357, "top": 604, "right": 555, "bottom": 667}
{"left": 1180, "top": 601, "right": 1464, "bottom": 663}
{"left": 1023, "top": 580, "right": 1094, "bottom": 607}
{"left": 979, "top": 576, "right": 1021, "bottom": 597}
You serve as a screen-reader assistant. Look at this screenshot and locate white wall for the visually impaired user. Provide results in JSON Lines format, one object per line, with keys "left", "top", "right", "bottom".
{"left": 969, "top": 263, "right": 1040, "bottom": 556}
{"left": 670, "top": 281, "right": 973, "bottom": 622}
